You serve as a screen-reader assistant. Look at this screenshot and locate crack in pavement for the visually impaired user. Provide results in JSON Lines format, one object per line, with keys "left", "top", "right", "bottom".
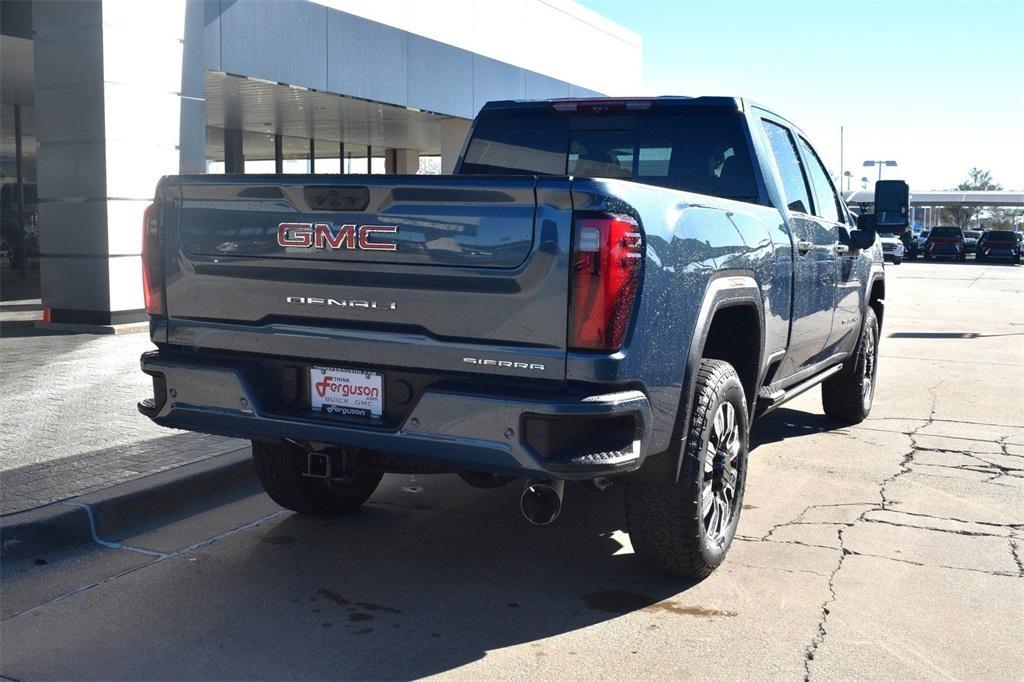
{"left": 800, "top": 379, "right": 941, "bottom": 680}
{"left": 803, "top": 527, "right": 847, "bottom": 680}
{"left": 860, "top": 515, "right": 1022, "bottom": 539}
{"left": 756, "top": 375, "right": 1024, "bottom": 679}
{"left": 1010, "top": 540, "right": 1024, "bottom": 578}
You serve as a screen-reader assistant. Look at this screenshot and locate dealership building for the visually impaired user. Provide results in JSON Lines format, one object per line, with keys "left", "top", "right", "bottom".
{"left": 0, "top": 0, "right": 641, "bottom": 325}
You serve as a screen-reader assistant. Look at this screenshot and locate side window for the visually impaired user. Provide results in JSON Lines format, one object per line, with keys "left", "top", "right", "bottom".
{"left": 797, "top": 137, "right": 842, "bottom": 223}
{"left": 761, "top": 120, "right": 812, "bottom": 215}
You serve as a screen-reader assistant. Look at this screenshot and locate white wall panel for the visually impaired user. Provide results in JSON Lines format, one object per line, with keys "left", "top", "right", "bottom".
{"left": 326, "top": 12, "right": 408, "bottom": 106}
{"left": 219, "top": 0, "right": 328, "bottom": 91}
{"left": 315, "top": 0, "right": 641, "bottom": 95}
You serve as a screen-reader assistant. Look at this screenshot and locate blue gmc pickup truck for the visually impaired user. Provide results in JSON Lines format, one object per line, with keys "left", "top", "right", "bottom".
{"left": 139, "top": 97, "right": 909, "bottom": 578}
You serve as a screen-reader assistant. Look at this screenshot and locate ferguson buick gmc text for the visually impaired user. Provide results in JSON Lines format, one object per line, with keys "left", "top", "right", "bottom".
{"left": 138, "top": 97, "right": 909, "bottom": 578}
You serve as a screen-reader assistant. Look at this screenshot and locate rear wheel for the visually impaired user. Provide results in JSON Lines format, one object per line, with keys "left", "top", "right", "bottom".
{"left": 822, "top": 307, "right": 879, "bottom": 424}
{"left": 625, "top": 359, "right": 748, "bottom": 579}
{"left": 252, "top": 440, "right": 383, "bottom": 516}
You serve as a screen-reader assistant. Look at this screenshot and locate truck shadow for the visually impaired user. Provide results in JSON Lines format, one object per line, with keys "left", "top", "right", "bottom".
{"left": 750, "top": 407, "right": 846, "bottom": 449}
{"left": 240, "top": 479, "right": 701, "bottom": 679}
{"left": 46, "top": 476, "right": 709, "bottom": 680}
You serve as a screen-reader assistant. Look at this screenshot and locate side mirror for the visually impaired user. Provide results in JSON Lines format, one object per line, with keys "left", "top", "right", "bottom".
{"left": 847, "top": 227, "right": 876, "bottom": 251}
{"left": 874, "top": 180, "right": 910, "bottom": 231}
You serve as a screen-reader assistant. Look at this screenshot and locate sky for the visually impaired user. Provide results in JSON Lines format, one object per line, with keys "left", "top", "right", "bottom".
{"left": 580, "top": 0, "right": 1024, "bottom": 191}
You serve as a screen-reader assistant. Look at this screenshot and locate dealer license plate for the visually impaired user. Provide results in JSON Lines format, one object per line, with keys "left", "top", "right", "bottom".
{"left": 310, "top": 366, "right": 383, "bottom": 419}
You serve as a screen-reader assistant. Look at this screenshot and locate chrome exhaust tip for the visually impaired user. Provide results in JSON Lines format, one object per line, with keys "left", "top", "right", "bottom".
{"left": 520, "top": 479, "right": 565, "bottom": 525}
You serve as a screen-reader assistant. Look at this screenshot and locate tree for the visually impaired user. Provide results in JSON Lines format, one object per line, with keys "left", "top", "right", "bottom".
{"left": 941, "top": 168, "right": 1002, "bottom": 228}
{"left": 983, "top": 207, "right": 1022, "bottom": 231}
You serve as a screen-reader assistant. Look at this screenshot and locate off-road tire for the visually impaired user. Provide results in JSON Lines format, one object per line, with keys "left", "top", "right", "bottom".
{"left": 625, "top": 359, "right": 749, "bottom": 579}
{"left": 822, "top": 306, "right": 879, "bottom": 424}
{"left": 252, "top": 440, "right": 383, "bottom": 516}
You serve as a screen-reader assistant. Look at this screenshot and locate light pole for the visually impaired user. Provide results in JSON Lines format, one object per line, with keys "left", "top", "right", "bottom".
{"left": 843, "top": 170, "right": 853, "bottom": 191}
{"left": 863, "top": 159, "right": 898, "bottom": 181}
{"left": 861, "top": 176, "right": 868, "bottom": 190}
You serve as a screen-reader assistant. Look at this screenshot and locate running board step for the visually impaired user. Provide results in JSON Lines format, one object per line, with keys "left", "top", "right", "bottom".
{"left": 755, "top": 364, "right": 844, "bottom": 416}
{"left": 757, "top": 386, "right": 785, "bottom": 406}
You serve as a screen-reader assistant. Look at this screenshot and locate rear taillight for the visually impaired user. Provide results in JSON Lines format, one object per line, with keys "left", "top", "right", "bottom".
{"left": 142, "top": 203, "right": 164, "bottom": 316}
{"left": 569, "top": 213, "right": 643, "bottom": 351}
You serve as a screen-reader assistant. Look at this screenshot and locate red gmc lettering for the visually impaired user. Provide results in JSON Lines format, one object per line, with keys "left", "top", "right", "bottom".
{"left": 358, "top": 225, "right": 399, "bottom": 251}
{"left": 277, "top": 223, "right": 398, "bottom": 251}
{"left": 277, "top": 222, "right": 313, "bottom": 247}
{"left": 314, "top": 223, "right": 356, "bottom": 249}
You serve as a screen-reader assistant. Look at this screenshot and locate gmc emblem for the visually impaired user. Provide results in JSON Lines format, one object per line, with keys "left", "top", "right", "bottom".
{"left": 277, "top": 223, "right": 399, "bottom": 251}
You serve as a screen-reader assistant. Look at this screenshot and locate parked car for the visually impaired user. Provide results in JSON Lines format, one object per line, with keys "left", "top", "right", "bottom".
{"left": 879, "top": 231, "right": 905, "bottom": 264}
{"left": 909, "top": 229, "right": 930, "bottom": 258}
{"left": 975, "top": 230, "right": 1022, "bottom": 264}
{"left": 963, "top": 229, "right": 982, "bottom": 254}
{"left": 924, "top": 226, "right": 966, "bottom": 261}
{"left": 0, "top": 182, "right": 40, "bottom": 268}
{"left": 138, "top": 96, "right": 907, "bottom": 579}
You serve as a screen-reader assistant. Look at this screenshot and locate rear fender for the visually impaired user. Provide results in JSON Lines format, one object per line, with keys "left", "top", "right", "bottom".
{"left": 633, "top": 271, "right": 764, "bottom": 485}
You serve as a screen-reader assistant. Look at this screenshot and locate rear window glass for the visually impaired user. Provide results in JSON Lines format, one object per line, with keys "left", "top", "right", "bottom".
{"left": 460, "top": 110, "right": 759, "bottom": 203}
{"left": 930, "top": 227, "right": 963, "bottom": 238}
{"left": 984, "top": 231, "right": 1017, "bottom": 242}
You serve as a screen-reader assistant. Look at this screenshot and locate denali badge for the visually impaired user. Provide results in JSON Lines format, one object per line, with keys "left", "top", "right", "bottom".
{"left": 287, "top": 296, "right": 397, "bottom": 311}
{"left": 463, "top": 357, "right": 545, "bottom": 371}
{"left": 278, "top": 223, "right": 398, "bottom": 251}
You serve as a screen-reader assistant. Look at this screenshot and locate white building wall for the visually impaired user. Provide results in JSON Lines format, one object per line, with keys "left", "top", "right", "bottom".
{"left": 33, "top": 0, "right": 189, "bottom": 322}
{"left": 315, "top": 0, "right": 642, "bottom": 96}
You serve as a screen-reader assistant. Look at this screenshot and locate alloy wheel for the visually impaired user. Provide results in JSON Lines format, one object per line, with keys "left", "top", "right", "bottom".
{"left": 702, "top": 401, "right": 741, "bottom": 544}
{"left": 861, "top": 323, "right": 878, "bottom": 411}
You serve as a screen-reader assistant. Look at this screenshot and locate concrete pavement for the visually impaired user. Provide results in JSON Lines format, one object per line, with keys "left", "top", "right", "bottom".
{"left": 0, "top": 318, "right": 243, "bottom": 512}
{"left": 1, "top": 260, "right": 1022, "bottom": 680}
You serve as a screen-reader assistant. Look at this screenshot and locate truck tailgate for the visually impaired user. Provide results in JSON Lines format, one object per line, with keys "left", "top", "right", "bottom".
{"left": 159, "top": 175, "right": 572, "bottom": 380}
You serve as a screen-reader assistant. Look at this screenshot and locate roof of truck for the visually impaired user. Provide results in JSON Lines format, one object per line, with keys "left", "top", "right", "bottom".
{"left": 480, "top": 96, "right": 747, "bottom": 112}
{"left": 479, "top": 96, "right": 796, "bottom": 125}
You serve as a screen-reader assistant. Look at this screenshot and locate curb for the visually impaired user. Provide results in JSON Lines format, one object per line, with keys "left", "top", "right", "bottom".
{"left": 1, "top": 447, "right": 256, "bottom": 561}
{"left": 33, "top": 320, "right": 149, "bottom": 335}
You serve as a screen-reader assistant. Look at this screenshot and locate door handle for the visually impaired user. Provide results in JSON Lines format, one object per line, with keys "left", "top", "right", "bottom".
{"left": 796, "top": 240, "right": 812, "bottom": 254}
{"left": 834, "top": 243, "right": 850, "bottom": 255}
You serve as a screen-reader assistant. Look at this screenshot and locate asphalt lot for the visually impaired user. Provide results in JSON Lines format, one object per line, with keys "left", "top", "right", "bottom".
{"left": 2, "top": 259, "right": 1022, "bottom": 680}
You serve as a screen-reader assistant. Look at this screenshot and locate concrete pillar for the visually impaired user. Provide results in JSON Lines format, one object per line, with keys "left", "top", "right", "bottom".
{"left": 224, "top": 128, "right": 244, "bottom": 174}
{"left": 440, "top": 118, "right": 472, "bottom": 174}
{"left": 392, "top": 149, "right": 420, "bottom": 175}
{"left": 33, "top": 0, "right": 193, "bottom": 326}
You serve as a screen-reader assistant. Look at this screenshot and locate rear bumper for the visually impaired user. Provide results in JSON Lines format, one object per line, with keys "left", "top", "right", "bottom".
{"left": 138, "top": 351, "right": 654, "bottom": 480}
{"left": 979, "top": 248, "right": 1019, "bottom": 260}
{"left": 926, "top": 244, "right": 964, "bottom": 257}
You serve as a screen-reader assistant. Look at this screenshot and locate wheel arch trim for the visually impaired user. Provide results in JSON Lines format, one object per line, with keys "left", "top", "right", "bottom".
{"left": 637, "top": 271, "right": 765, "bottom": 485}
